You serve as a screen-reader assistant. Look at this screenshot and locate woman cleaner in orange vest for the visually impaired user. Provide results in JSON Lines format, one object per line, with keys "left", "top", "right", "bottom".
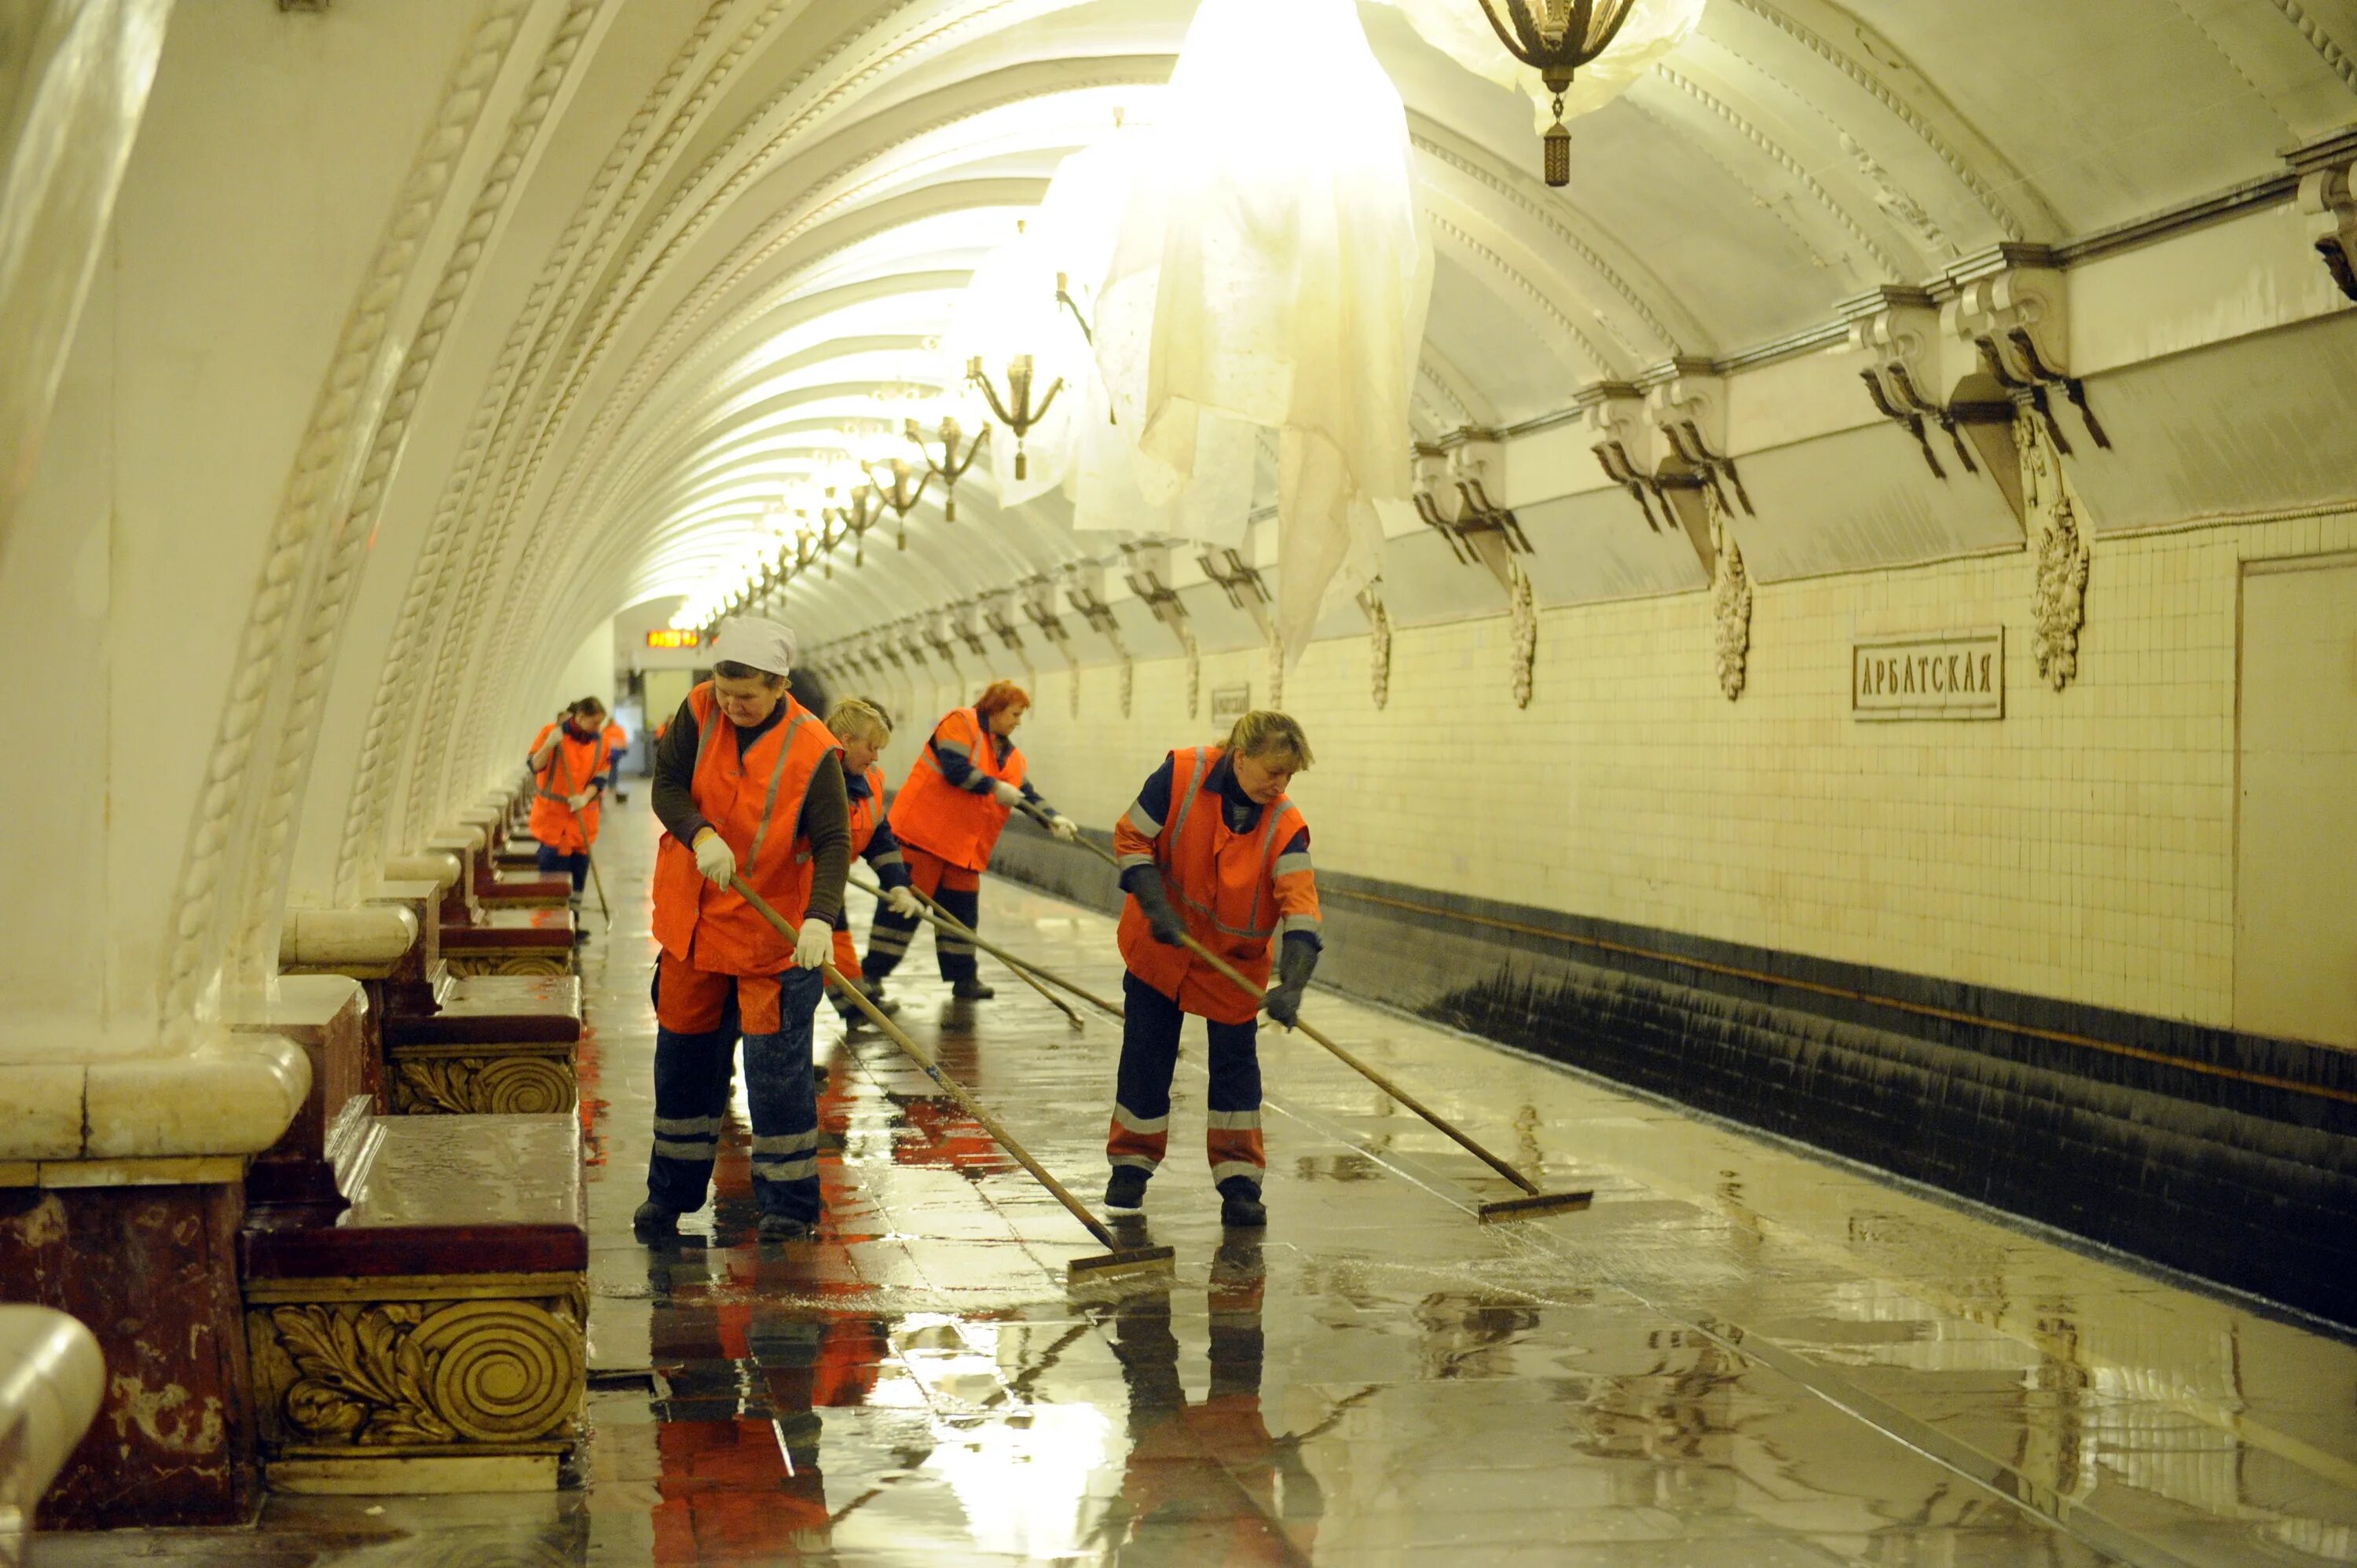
{"left": 864, "top": 680, "right": 1076, "bottom": 1001}
{"left": 526, "top": 696, "right": 612, "bottom": 921}
{"left": 634, "top": 618, "right": 851, "bottom": 1244}
{"left": 1104, "top": 711, "right": 1321, "bottom": 1229}
{"left": 820, "top": 697, "right": 923, "bottom": 1023}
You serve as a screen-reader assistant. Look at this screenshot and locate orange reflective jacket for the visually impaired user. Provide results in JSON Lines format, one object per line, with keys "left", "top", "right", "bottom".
{"left": 888, "top": 707, "right": 1028, "bottom": 873}
{"left": 1116, "top": 746, "right": 1320, "bottom": 1024}
{"left": 527, "top": 720, "right": 610, "bottom": 854}
{"left": 846, "top": 763, "right": 887, "bottom": 859}
{"left": 651, "top": 682, "right": 840, "bottom": 974}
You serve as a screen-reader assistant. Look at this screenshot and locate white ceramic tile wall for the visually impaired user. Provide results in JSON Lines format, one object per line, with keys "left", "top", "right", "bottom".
{"left": 852, "top": 507, "right": 2357, "bottom": 1030}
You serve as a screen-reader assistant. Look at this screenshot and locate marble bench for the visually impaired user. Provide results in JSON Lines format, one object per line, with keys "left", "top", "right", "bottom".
{"left": 239, "top": 1113, "right": 588, "bottom": 1494}
{"left": 475, "top": 863, "right": 571, "bottom": 910}
{"left": 440, "top": 907, "right": 577, "bottom": 977}
{"left": 383, "top": 973, "right": 582, "bottom": 1116}
{"left": 495, "top": 837, "right": 543, "bottom": 870}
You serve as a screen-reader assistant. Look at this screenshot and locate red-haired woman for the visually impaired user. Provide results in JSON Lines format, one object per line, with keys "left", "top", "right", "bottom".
{"left": 865, "top": 680, "right": 1076, "bottom": 999}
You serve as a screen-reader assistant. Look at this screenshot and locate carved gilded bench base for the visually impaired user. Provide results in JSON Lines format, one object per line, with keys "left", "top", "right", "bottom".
{"left": 245, "top": 1271, "right": 586, "bottom": 1494}
{"left": 390, "top": 1042, "right": 576, "bottom": 1115}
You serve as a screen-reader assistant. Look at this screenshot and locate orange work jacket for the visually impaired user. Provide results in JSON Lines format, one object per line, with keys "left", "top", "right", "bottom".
{"left": 846, "top": 763, "right": 887, "bottom": 859}
{"left": 526, "top": 720, "right": 610, "bottom": 854}
{"left": 889, "top": 707, "right": 1028, "bottom": 874}
{"left": 1116, "top": 746, "right": 1320, "bottom": 1024}
{"left": 651, "top": 682, "right": 841, "bottom": 975}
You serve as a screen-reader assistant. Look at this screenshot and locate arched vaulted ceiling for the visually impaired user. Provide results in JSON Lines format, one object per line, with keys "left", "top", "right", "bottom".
{"left": 408, "top": 0, "right": 2355, "bottom": 783}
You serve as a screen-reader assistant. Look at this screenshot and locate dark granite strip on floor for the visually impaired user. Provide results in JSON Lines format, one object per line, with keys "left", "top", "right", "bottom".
{"left": 988, "top": 825, "right": 2357, "bottom": 1328}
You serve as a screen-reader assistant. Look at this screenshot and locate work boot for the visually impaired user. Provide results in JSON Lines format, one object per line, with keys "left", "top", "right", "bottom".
{"left": 1104, "top": 1166, "right": 1149, "bottom": 1211}
{"left": 632, "top": 1200, "right": 680, "bottom": 1241}
{"left": 1217, "top": 1177, "right": 1266, "bottom": 1229}
{"left": 951, "top": 977, "right": 996, "bottom": 1001}
{"left": 757, "top": 1212, "right": 814, "bottom": 1242}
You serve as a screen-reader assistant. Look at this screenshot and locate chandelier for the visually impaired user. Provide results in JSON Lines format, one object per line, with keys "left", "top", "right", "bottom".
{"left": 1473, "top": 0, "right": 1642, "bottom": 185}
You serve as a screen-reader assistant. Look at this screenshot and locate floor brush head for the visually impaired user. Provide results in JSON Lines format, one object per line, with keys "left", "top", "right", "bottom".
{"left": 1477, "top": 1189, "right": 1595, "bottom": 1222}
{"left": 1066, "top": 1245, "right": 1177, "bottom": 1280}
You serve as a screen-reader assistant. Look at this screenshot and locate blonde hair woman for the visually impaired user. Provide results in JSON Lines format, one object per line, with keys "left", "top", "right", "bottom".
{"left": 822, "top": 697, "right": 923, "bottom": 1021}
{"left": 1102, "top": 710, "right": 1321, "bottom": 1229}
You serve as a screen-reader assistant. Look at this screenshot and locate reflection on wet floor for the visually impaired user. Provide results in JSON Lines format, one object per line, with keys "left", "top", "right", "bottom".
{"left": 42, "top": 807, "right": 2357, "bottom": 1566}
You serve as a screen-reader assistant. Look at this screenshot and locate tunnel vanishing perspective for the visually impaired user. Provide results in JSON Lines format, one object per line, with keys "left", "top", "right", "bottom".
{"left": 2, "top": 0, "right": 2356, "bottom": 1561}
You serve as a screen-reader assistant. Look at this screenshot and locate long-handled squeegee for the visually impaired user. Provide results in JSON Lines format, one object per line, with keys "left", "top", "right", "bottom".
{"left": 731, "top": 875, "right": 1175, "bottom": 1280}
{"left": 1070, "top": 833, "right": 1591, "bottom": 1222}
{"left": 845, "top": 870, "right": 1085, "bottom": 1028}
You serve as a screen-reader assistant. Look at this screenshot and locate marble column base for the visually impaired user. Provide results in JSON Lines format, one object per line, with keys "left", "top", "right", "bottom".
{"left": 0, "top": 1181, "right": 255, "bottom": 1527}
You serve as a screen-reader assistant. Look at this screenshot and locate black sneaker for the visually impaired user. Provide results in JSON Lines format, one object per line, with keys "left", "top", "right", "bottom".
{"left": 632, "top": 1200, "right": 680, "bottom": 1241}
{"left": 1217, "top": 1178, "right": 1266, "bottom": 1229}
{"left": 951, "top": 977, "right": 996, "bottom": 1001}
{"left": 757, "top": 1212, "right": 814, "bottom": 1241}
{"left": 1104, "top": 1166, "right": 1149, "bottom": 1211}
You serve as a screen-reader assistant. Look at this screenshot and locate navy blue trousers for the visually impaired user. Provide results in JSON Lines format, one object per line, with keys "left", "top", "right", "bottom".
{"left": 646, "top": 965, "right": 824, "bottom": 1222}
{"left": 535, "top": 842, "right": 588, "bottom": 892}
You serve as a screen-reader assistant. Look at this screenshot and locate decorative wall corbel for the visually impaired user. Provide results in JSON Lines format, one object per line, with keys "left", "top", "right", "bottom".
{"left": 1945, "top": 245, "right": 2108, "bottom": 460}
{"left": 1199, "top": 547, "right": 1281, "bottom": 708}
{"left": 1065, "top": 562, "right": 1133, "bottom": 718}
{"left": 1579, "top": 382, "right": 1717, "bottom": 577}
{"left": 945, "top": 601, "right": 990, "bottom": 664}
{"left": 1021, "top": 577, "right": 1081, "bottom": 715}
{"left": 1356, "top": 582, "right": 1391, "bottom": 710}
{"left": 980, "top": 589, "right": 1033, "bottom": 683}
{"left": 1122, "top": 542, "right": 1197, "bottom": 718}
{"left": 1841, "top": 284, "right": 2020, "bottom": 520}
{"left": 1647, "top": 361, "right": 1753, "bottom": 520}
{"left": 2291, "top": 128, "right": 2357, "bottom": 302}
{"left": 1413, "top": 441, "right": 1536, "bottom": 709}
{"left": 1580, "top": 382, "right": 1664, "bottom": 532}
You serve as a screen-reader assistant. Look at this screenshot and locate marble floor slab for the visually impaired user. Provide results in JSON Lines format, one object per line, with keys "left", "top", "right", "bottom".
{"left": 37, "top": 802, "right": 2357, "bottom": 1566}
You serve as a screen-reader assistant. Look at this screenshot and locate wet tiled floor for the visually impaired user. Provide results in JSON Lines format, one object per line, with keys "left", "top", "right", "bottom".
{"left": 42, "top": 804, "right": 2357, "bottom": 1564}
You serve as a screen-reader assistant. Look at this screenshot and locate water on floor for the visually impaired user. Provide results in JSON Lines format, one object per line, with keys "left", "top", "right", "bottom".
{"left": 42, "top": 803, "right": 2357, "bottom": 1565}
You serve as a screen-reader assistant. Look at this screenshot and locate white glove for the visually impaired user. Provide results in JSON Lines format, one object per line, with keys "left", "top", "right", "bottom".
{"left": 1049, "top": 814, "right": 1078, "bottom": 842}
{"left": 692, "top": 831, "right": 736, "bottom": 888}
{"left": 794, "top": 916, "right": 832, "bottom": 970}
{"left": 566, "top": 793, "right": 589, "bottom": 811}
{"left": 990, "top": 779, "right": 1025, "bottom": 809}
{"left": 884, "top": 885, "right": 922, "bottom": 919}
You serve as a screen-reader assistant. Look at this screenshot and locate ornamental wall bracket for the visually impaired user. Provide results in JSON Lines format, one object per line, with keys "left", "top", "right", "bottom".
{"left": 1945, "top": 244, "right": 2109, "bottom": 461}
{"left": 2291, "top": 127, "right": 2357, "bottom": 302}
{"left": 1021, "top": 577, "right": 1083, "bottom": 715}
{"left": 1121, "top": 542, "right": 1198, "bottom": 717}
{"left": 945, "top": 602, "right": 991, "bottom": 663}
{"left": 1198, "top": 547, "right": 1274, "bottom": 643}
{"left": 1840, "top": 283, "right": 2023, "bottom": 522}
{"left": 1579, "top": 379, "right": 1715, "bottom": 577}
{"left": 1357, "top": 582, "right": 1393, "bottom": 710}
{"left": 1065, "top": 562, "right": 1135, "bottom": 717}
{"left": 1645, "top": 360, "right": 1754, "bottom": 522}
{"left": 1415, "top": 441, "right": 1538, "bottom": 709}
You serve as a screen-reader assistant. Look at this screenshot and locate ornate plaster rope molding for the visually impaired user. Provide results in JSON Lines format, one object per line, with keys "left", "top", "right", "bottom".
{"left": 390, "top": 0, "right": 788, "bottom": 831}
{"left": 162, "top": 0, "right": 538, "bottom": 1038}
{"left": 1650, "top": 66, "right": 1904, "bottom": 281}
{"left": 346, "top": 2, "right": 739, "bottom": 891}
{"left": 1721, "top": 0, "right": 2042, "bottom": 240}
{"left": 1424, "top": 211, "right": 1618, "bottom": 377}
{"left": 2271, "top": 0, "right": 2357, "bottom": 91}
{"left": 1409, "top": 130, "right": 1691, "bottom": 358}
{"left": 1711, "top": 505, "right": 1751, "bottom": 702}
{"left": 1264, "top": 631, "right": 1285, "bottom": 711}
{"left": 239, "top": 0, "right": 603, "bottom": 978}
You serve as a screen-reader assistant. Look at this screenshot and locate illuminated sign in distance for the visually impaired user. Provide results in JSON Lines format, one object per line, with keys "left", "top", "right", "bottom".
{"left": 646, "top": 629, "right": 701, "bottom": 649}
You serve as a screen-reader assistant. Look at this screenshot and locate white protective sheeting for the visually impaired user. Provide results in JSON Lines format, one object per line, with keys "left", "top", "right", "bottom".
{"left": 1090, "top": 0, "right": 1434, "bottom": 662}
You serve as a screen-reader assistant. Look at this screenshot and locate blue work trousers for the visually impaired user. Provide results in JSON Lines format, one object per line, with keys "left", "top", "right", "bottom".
{"left": 645, "top": 965, "right": 824, "bottom": 1222}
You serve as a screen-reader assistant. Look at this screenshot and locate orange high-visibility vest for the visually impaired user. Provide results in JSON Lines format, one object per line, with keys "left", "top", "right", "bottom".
{"left": 651, "top": 682, "right": 841, "bottom": 975}
{"left": 847, "top": 764, "right": 887, "bottom": 858}
{"left": 1116, "top": 746, "right": 1320, "bottom": 1024}
{"left": 889, "top": 707, "right": 1028, "bottom": 874}
{"left": 527, "top": 721, "right": 610, "bottom": 854}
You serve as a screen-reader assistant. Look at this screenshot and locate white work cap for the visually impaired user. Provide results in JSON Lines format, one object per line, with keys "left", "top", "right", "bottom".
{"left": 708, "top": 617, "right": 797, "bottom": 679}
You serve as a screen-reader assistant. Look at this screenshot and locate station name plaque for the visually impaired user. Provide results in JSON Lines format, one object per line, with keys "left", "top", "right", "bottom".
{"left": 1209, "top": 683, "right": 1252, "bottom": 724}
{"left": 1852, "top": 628, "right": 2003, "bottom": 720}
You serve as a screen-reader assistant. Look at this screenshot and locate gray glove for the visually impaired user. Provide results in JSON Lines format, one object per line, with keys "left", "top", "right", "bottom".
{"left": 1120, "top": 866, "right": 1188, "bottom": 947}
{"left": 1263, "top": 935, "right": 1319, "bottom": 1028}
